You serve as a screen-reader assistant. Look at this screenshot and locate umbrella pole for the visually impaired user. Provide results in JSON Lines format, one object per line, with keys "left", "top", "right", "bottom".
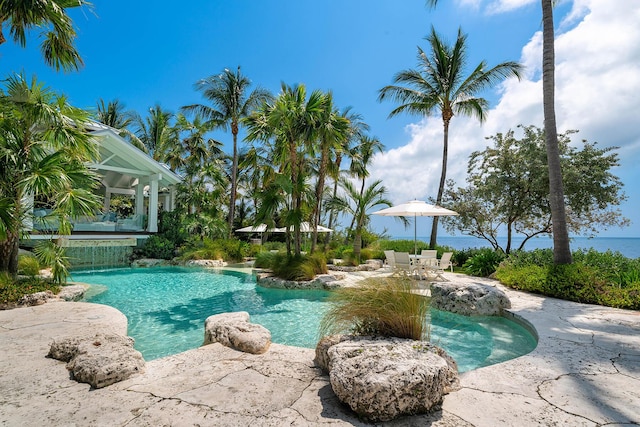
{"left": 414, "top": 214, "right": 417, "bottom": 255}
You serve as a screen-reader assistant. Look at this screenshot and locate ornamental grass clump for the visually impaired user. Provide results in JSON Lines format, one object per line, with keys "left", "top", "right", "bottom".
{"left": 320, "top": 277, "right": 430, "bottom": 341}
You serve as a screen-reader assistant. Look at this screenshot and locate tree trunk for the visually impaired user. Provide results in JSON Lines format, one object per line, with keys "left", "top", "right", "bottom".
{"left": 228, "top": 123, "right": 239, "bottom": 238}
{"left": 0, "top": 231, "right": 20, "bottom": 277}
{"left": 430, "top": 115, "right": 451, "bottom": 249}
{"left": 311, "top": 148, "right": 329, "bottom": 253}
{"left": 542, "top": 0, "right": 572, "bottom": 264}
{"left": 325, "top": 156, "right": 342, "bottom": 246}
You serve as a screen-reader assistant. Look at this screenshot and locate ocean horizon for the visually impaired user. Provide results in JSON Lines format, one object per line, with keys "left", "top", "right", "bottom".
{"left": 391, "top": 235, "right": 640, "bottom": 259}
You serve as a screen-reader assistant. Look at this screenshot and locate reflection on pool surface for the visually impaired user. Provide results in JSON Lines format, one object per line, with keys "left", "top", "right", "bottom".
{"left": 73, "top": 267, "right": 537, "bottom": 372}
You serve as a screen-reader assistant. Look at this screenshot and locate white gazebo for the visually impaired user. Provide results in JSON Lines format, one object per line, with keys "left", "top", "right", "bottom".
{"left": 86, "top": 123, "right": 182, "bottom": 233}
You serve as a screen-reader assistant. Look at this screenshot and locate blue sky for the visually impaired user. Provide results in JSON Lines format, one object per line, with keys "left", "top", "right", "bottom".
{"left": 2, "top": 0, "right": 639, "bottom": 239}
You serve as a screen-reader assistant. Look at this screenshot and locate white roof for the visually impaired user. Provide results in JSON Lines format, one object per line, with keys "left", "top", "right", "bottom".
{"left": 85, "top": 123, "right": 182, "bottom": 189}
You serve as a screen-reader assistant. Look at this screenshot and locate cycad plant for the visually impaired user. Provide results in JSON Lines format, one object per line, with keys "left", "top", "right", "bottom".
{"left": 320, "top": 277, "right": 430, "bottom": 341}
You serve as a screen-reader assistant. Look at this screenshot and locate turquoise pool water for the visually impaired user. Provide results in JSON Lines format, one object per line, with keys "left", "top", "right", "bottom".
{"left": 73, "top": 267, "right": 537, "bottom": 372}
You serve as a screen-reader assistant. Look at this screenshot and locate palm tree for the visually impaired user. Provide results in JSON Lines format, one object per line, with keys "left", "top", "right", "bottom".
{"left": 310, "top": 92, "right": 349, "bottom": 252}
{"left": 542, "top": 0, "right": 572, "bottom": 264}
{"left": 0, "top": 73, "right": 101, "bottom": 276}
{"left": 0, "top": 0, "right": 90, "bottom": 71}
{"left": 328, "top": 178, "right": 392, "bottom": 263}
{"left": 345, "top": 134, "right": 385, "bottom": 238}
{"left": 131, "top": 105, "right": 176, "bottom": 163}
{"left": 379, "top": 26, "right": 522, "bottom": 248}
{"left": 325, "top": 107, "right": 369, "bottom": 244}
{"left": 183, "top": 66, "right": 272, "bottom": 237}
{"left": 95, "top": 99, "right": 146, "bottom": 151}
{"left": 245, "top": 83, "right": 323, "bottom": 256}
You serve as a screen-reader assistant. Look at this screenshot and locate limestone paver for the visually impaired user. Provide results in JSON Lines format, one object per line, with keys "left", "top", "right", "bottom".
{"left": 1, "top": 272, "right": 639, "bottom": 426}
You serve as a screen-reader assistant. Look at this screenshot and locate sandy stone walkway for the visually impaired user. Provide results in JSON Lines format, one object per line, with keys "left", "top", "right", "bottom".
{"left": 1, "top": 272, "right": 639, "bottom": 426}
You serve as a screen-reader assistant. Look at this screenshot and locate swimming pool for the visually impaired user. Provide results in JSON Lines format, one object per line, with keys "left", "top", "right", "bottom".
{"left": 73, "top": 267, "right": 537, "bottom": 372}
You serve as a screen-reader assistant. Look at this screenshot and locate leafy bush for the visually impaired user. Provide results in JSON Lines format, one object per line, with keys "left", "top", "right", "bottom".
{"left": 18, "top": 255, "right": 40, "bottom": 276}
{"left": 320, "top": 277, "right": 430, "bottom": 341}
{"left": 34, "top": 240, "right": 69, "bottom": 284}
{"left": 254, "top": 251, "right": 277, "bottom": 268}
{"left": 495, "top": 249, "right": 640, "bottom": 309}
{"left": 463, "top": 248, "right": 506, "bottom": 277}
{"left": 267, "top": 253, "right": 328, "bottom": 281}
{"left": 179, "top": 237, "right": 250, "bottom": 262}
{"left": 140, "top": 235, "right": 175, "bottom": 260}
{"left": 0, "top": 274, "right": 60, "bottom": 304}
{"left": 158, "top": 211, "right": 188, "bottom": 246}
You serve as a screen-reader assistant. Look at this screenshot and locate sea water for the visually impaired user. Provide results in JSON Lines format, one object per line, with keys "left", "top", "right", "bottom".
{"left": 73, "top": 266, "right": 537, "bottom": 372}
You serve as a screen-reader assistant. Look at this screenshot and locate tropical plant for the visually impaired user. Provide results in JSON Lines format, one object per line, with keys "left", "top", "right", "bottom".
{"left": 462, "top": 248, "right": 505, "bottom": 277}
{"left": 17, "top": 254, "right": 40, "bottom": 276}
{"left": 442, "top": 126, "right": 627, "bottom": 253}
{"left": 183, "top": 66, "right": 272, "bottom": 237}
{"left": 33, "top": 240, "right": 69, "bottom": 284}
{"left": 131, "top": 104, "right": 176, "bottom": 162}
{"left": 309, "top": 92, "right": 350, "bottom": 252}
{"left": 319, "top": 276, "right": 430, "bottom": 340}
{"left": 0, "top": 0, "right": 91, "bottom": 71}
{"left": 244, "top": 83, "right": 324, "bottom": 256}
{"left": 0, "top": 73, "right": 102, "bottom": 277}
{"left": 94, "top": 98, "right": 145, "bottom": 150}
{"left": 378, "top": 26, "right": 522, "bottom": 248}
{"left": 345, "top": 134, "right": 384, "bottom": 237}
{"left": 325, "top": 107, "right": 369, "bottom": 242}
{"left": 327, "top": 178, "right": 392, "bottom": 263}
{"left": 541, "top": 0, "right": 572, "bottom": 264}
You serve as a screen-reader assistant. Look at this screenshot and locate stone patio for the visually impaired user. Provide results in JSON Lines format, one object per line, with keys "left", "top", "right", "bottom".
{"left": 1, "top": 272, "right": 639, "bottom": 426}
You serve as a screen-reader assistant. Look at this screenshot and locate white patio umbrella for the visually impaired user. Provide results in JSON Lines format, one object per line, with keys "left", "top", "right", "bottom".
{"left": 372, "top": 200, "right": 458, "bottom": 254}
{"left": 235, "top": 224, "right": 269, "bottom": 233}
{"left": 277, "top": 222, "right": 333, "bottom": 233}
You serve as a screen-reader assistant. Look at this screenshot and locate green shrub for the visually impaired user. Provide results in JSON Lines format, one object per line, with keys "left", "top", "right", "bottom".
{"left": 158, "top": 211, "right": 188, "bottom": 246}
{"left": 18, "top": 255, "right": 40, "bottom": 276}
{"left": 33, "top": 240, "right": 69, "bottom": 284}
{"left": 495, "top": 252, "right": 640, "bottom": 310}
{"left": 320, "top": 277, "right": 430, "bottom": 341}
{"left": 141, "top": 235, "right": 175, "bottom": 260}
{"left": 463, "top": 249, "right": 506, "bottom": 277}
{"left": 269, "top": 253, "right": 328, "bottom": 281}
{"left": 0, "top": 275, "right": 60, "bottom": 304}
{"left": 179, "top": 237, "right": 250, "bottom": 262}
{"left": 254, "top": 251, "right": 277, "bottom": 269}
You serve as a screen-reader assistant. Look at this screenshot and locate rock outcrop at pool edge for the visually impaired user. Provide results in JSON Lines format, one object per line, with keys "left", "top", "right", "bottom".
{"left": 316, "top": 335, "right": 460, "bottom": 422}
{"left": 203, "top": 311, "right": 271, "bottom": 354}
{"left": 431, "top": 282, "right": 511, "bottom": 316}
{"left": 48, "top": 333, "right": 145, "bottom": 389}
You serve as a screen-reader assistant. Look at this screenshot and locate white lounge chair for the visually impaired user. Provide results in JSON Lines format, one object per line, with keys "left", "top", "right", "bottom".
{"left": 432, "top": 252, "right": 454, "bottom": 281}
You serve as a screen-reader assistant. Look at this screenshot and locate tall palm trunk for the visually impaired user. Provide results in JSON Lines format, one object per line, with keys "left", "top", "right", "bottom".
{"left": 0, "top": 231, "right": 19, "bottom": 275}
{"left": 542, "top": 0, "right": 572, "bottom": 264}
{"left": 430, "top": 112, "right": 451, "bottom": 248}
{"left": 325, "top": 155, "right": 342, "bottom": 246}
{"left": 228, "top": 122, "right": 239, "bottom": 238}
{"left": 311, "top": 147, "right": 329, "bottom": 253}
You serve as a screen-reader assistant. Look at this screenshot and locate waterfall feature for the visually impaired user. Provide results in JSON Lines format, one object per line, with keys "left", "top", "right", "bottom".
{"left": 59, "top": 238, "right": 137, "bottom": 269}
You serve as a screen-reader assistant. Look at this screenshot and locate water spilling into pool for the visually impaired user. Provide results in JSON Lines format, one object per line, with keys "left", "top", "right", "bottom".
{"left": 73, "top": 267, "right": 537, "bottom": 372}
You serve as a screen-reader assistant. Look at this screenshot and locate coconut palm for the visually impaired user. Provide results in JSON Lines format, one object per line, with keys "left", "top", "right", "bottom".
{"left": 131, "top": 105, "right": 176, "bottom": 163}
{"left": 245, "top": 83, "right": 323, "bottom": 256}
{"left": 345, "top": 134, "right": 385, "bottom": 238}
{"left": 0, "top": 73, "right": 101, "bottom": 276}
{"left": 183, "top": 66, "right": 272, "bottom": 237}
{"left": 542, "top": 0, "right": 572, "bottom": 264}
{"left": 309, "top": 92, "right": 349, "bottom": 252}
{"left": 0, "top": 0, "right": 90, "bottom": 71}
{"left": 328, "top": 178, "right": 392, "bottom": 263}
{"left": 379, "top": 26, "right": 522, "bottom": 248}
{"left": 95, "top": 98, "right": 146, "bottom": 151}
{"left": 325, "top": 107, "right": 369, "bottom": 243}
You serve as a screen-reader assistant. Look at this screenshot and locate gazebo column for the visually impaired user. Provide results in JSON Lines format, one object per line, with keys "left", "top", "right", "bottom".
{"left": 135, "top": 181, "right": 144, "bottom": 217}
{"left": 148, "top": 174, "right": 161, "bottom": 232}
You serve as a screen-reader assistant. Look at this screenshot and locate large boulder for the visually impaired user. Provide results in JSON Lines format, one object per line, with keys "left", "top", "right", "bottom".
{"left": 48, "top": 333, "right": 145, "bottom": 389}
{"left": 256, "top": 273, "right": 343, "bottom": 290}
{"left": 431, "top": 282, "right": 511, "bottom": 316}
{"left": 185, "top": 259, "right": 226, "bottom": 268}
{"left": 203, "top": 311, "right": 271, "bottom": 354}
{"left": 323, "top": 336, "right": 459, "bottom": 422}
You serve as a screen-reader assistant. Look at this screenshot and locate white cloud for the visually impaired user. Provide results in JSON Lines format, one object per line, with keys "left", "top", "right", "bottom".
{"left": 371, "top": 0, "right": 640, "bottom": 213}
